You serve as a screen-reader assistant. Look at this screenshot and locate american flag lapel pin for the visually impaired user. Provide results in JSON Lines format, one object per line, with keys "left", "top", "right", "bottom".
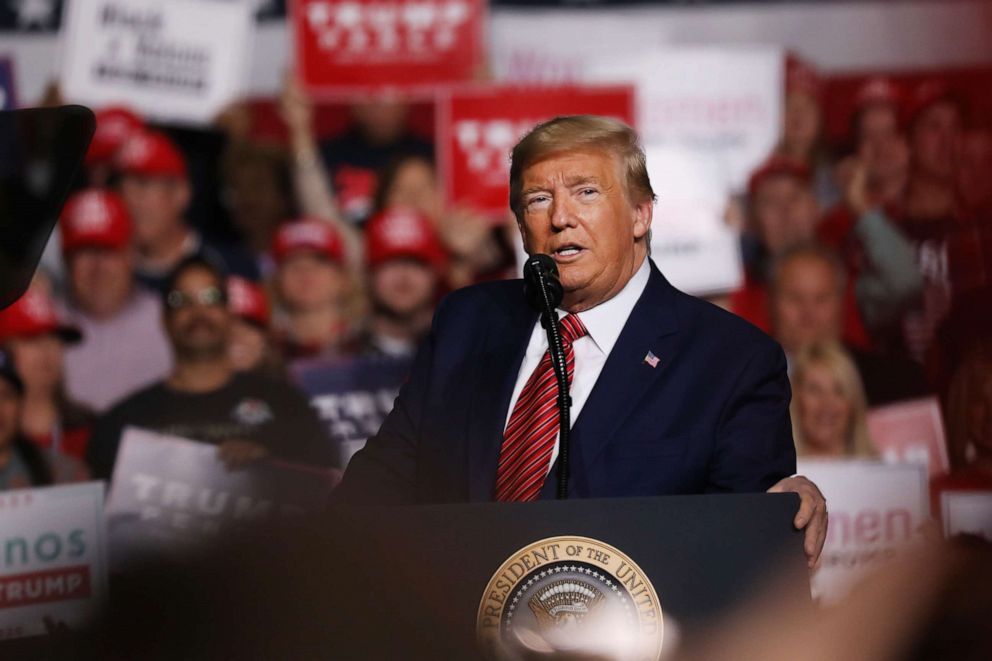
{"left": 643, "top": 351, "right": 660, "bottom": 368}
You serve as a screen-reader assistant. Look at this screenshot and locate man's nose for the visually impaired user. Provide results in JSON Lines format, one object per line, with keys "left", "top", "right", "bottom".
{"left": 549, "top": 196, "right": 577, "bottom": 230}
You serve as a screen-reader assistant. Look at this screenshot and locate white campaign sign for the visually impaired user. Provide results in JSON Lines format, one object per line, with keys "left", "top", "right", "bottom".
{"left": 493, "top": 42, "right": 782, "bottom": 296}
{"left": 0, "top": 482, "right": 108, "bottom": 641}
{"left": 582, "top": 48, "right": 782, "bottom": 295}
{"left": 941, "top": 491, "right": 992, "bottom": 541}
{"left": 60, "top": 0, "right": 253, "bottom": 124}
{"left": 797, "top": 459, "right": 929, "bottom": 605}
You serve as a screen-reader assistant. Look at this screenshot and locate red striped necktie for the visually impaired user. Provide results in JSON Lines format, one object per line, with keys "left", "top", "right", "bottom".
{"left": 494, "top": 313, "right": 588, "bottom": 502}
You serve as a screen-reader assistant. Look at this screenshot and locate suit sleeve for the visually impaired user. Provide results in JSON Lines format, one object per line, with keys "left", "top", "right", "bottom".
{"left": 332, "top": 304, "right": 443, "bottom": 505}
{"left": 705, "top": 339, "right": 796, "bottom": 493}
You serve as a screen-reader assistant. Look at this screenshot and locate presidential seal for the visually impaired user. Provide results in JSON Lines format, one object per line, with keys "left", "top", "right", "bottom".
{"left": 477, "top": 536, "right": 663, "bottom": 660}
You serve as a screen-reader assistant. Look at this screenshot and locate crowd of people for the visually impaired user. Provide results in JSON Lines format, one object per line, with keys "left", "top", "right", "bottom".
{"left": 0, "top": 56, "right": 989, "bottom": 514}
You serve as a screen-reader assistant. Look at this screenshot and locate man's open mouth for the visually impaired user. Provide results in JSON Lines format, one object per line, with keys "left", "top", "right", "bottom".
{"left": 552, "top": 245, "right": 585, "bottom": 261}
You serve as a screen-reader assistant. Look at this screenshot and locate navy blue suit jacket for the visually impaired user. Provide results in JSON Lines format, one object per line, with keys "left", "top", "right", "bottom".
{"left": 336, "top": 260, "right": 796, "bottom": 504}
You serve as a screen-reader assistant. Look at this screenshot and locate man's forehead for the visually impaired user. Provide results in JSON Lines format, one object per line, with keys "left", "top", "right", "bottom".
{"left": 176, "top": 267, "right": 220, "bottom": 290}
{"left": 521, "top": 148, "right": 622, "bottom": 184}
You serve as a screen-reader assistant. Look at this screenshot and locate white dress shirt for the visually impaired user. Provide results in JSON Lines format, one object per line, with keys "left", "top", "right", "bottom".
{"left": 502, "top": 257, "right": 652, "bottom": 472}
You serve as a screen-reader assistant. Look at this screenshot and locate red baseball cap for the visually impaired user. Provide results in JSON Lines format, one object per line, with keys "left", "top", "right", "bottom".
{"left": 902, "top": 79, "right": 959, "bottom": 129}
{"left": 85, "top": 106, "right": 145, "bottom": 167}
{"left": 0, "top": 288, "right": 82, "bottom": 345}
{"left": 60, "top": 188, "right": 132, "bottom": 254}
{"left": 365, "top": 207, "right": 447, "bottom": 272}
{"left": 116, "top": 130, "right": 187, "bottom": 179}
{"left": 271, "top": 219, "right": 345, "bottom": 265}
{"left": 747, "top": 155, "right": 811, "bottom": 198}
{"left": 785, "top": 53, "right": 822, "bottom": 100}
{"left": 227, "top": 277, "right": 270, "bottom": 328}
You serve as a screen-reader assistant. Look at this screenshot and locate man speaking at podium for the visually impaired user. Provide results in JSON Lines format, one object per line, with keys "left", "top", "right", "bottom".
{"left": 337, "top": 116, "right": 827, "bottom": 564}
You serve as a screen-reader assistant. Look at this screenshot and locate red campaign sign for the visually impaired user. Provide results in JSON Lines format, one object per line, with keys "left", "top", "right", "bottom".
{"left": 437, "top": 85, "right": 636, "bottom": 216}
{"left": 290, "top": 0, "right": 486, "bottom": 94}
{"left": 0, "top": 566, "right": 91, "bottom": 610}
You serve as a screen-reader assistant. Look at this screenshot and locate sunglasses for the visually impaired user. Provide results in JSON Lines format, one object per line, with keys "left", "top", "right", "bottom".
{"left": 166, "top": 286, "right": 227, "bottom": 310}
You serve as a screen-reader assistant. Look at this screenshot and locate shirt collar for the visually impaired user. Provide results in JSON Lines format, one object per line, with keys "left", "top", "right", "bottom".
{"left": 565, "top": 256, "right": 651, "bottom": 357}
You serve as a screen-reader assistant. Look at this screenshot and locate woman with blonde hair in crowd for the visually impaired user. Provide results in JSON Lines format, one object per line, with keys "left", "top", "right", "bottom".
{"left": 790, "top": 341, "right": 876, "bottom": 458}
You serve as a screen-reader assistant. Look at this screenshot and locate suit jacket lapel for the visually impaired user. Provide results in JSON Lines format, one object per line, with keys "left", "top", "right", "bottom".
{"left": 466, "top": 285, "right": 537, "bottom": 501}
{"left": 568, "top": 263, "right": 680, "bottom": 487}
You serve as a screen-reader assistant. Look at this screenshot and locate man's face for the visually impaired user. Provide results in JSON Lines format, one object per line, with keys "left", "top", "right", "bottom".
{"left": 276, "top": 253, "right": 348, "bottom": 311}
{"left": 385, "top": 159, "right": 442, "bottom": 221}
{"left": 68, "top": 247, "right": 133, "bottom": 319}
{"left": 751, "top": 175, "right": 818, "bottom": 256}
{"left": 8, "top": 335, "right": 63, "bottom": 394}
{"left": 371, "top": 259, "right": 438, "bottom": 319}
{"left": 227, "top": 319, "right": 268, "bottom": 373}
{"left": 771, "top": 256, "right": 843, "bottom": 354}
{"left": 119, "top": 175, "right": 191, "bottom": 249}
{"left": 911, "top": 101, "right": 961, "bottom": 182}
{"left": 517, "top": 149, "right": 652, "bottom": 312}
{"left": 857, "top": 105, "right": 909, "bottom": 186}
{"left": 164, "top": 267, "right": 231, "bottom": 361}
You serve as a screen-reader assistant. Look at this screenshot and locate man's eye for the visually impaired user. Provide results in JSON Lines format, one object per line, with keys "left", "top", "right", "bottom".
{"left": 579, "top": 188, "right": 599, "bottom": 197}
{"left": 526, "top": 195, "right": 551, "bottom": 208}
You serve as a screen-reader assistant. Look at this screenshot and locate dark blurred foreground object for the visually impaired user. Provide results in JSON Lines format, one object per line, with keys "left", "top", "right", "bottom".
{"left": 2, "top": 494, "right": 808, "bottom": 659}
{"left": 0, "top": 106, "right": 94, "bottom": 309}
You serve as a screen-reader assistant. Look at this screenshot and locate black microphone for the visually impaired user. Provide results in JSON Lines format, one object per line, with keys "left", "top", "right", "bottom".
{"left": 523, "top": 253, "right": 563, "bottom": 313}
{"left": 522, "top": 253, "right": 571, "bottom": 500}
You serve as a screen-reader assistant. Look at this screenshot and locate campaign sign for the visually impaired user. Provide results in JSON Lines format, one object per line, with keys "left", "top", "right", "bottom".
{"left": 436, "top": 84, "right": 635, "bottom": 216}
{"left": 60, "top": 0, "right": 253, "bottom": 125}
{"left": 0, "top": 57, "right": 16, "bottom": 110}
{"left": 941, "top": 491, "right": 992, "bottom": 541}
{"left": 106, "top": 428, "right": 335, "bottom": 569}
{"left": 290, "top": 354, "right": 411, "bottom": 468}
{"left": 867, "top": 396, "right": 950, "bottom": 478}
{"left": 291, "top": 0, "right": 486, "bottom": 94}
{"left": 0, "top": 482, "right": 107, "bottom": 641}
{"left": 797, "top": 459, "right": 929, "bottom": 605}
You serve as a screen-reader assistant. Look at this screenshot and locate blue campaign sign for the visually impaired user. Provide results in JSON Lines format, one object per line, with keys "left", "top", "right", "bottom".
{"left": 0, "top": 57, "right": 16, "bottom": 110}
{"left": 290, "top": 354, "right": 412, "bottom": 468}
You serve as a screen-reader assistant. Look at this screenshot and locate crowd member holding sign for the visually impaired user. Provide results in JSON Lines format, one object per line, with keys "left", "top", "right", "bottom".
{"left": 58, "top": 189, "right": 172, "bottom": 413}
{"left": 0, "top": 285, "right": 95, "bottom": 461}
{"left": 86, "top": 256, "right": 335, "bottom": 480}
{"left": 0, "top": 350, "right": 88, "bottom": 489}
{"left": 790, "top": 342, "right": 876, "bottom": 458}
{"left": 337, "top": 115, "right": 829, "bottom": 566}
{"left": 116, "top": 130, "right": 257, "bottom": 293}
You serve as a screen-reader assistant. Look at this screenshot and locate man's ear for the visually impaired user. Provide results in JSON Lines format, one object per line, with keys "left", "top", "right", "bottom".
{"left": 632, "top": 198, "right": 653, "bottom": 241}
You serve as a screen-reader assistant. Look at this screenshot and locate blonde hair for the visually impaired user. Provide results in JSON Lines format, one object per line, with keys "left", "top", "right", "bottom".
{"left": 946, "top": 346, "right": 992, "bottom": 470}
{"left": 508, "top": 115, "right": 656, "bottom": 221}
{"left": 790, "top": 341, "right": 875, "bottom": 458}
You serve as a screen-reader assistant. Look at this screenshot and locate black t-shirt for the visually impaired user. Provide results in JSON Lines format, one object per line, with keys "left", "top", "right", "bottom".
{"left": 86, "top": 371, "right": 335, "bottom": 480}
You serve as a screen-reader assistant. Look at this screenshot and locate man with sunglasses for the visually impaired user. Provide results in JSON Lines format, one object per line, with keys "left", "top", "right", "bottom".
{"left": 86, "top": 256, "right": 335, "bottom": 480}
